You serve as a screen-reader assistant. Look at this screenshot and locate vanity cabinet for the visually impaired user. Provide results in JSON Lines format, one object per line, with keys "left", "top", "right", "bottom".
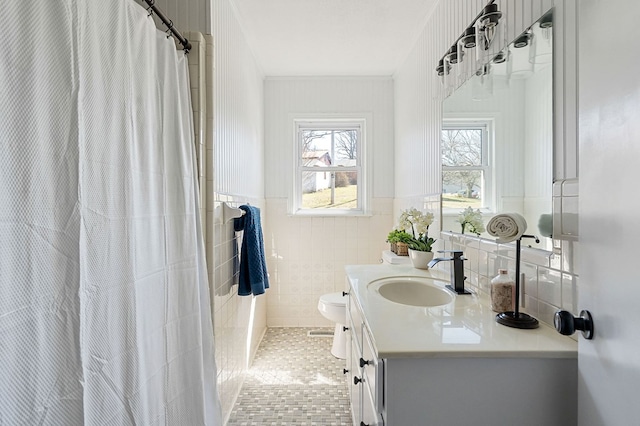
{"left": 347, "top": 292, "right": 384, "bottom": 426}
{"left": 345, "top": 272, "right": 577, "bottom": 426}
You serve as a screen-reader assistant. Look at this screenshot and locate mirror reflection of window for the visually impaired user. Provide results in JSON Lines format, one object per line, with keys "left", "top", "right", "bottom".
{"left": 441, "top": 122, "right": 492, "bottom": 213}
{"left": 440, "top": 10, "right": 553, "bottom": 250}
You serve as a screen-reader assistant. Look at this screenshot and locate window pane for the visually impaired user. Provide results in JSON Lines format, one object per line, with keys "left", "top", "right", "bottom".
{"left": 301, "top": 171, "right": 358, "bottom": 209}
{"left": 442, "top": 170, "right": 483, "bottom": 209}
{"left": 334, "top": 130, "right": 358, "bottom": 162}
{"left": 441, "top": 129, "right": 483, "bottom": 167}
{"left": 301, "top": 130, "right": 332, "bottom": 167}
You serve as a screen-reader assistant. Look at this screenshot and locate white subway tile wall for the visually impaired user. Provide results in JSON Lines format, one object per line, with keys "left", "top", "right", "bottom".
{"left": 438, "top": 231, "right": 579, "bottom": 331}
{"left": 263, "top": 198, "right": 394, "bottom": 328}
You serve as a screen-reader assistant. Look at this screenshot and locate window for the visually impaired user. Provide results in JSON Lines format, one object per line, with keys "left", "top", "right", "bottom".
{"left": 441, "top": 121, "right": 493, "bottom": 213}
{"left": 293, "top": 120, "right": 366, "bottom": 215}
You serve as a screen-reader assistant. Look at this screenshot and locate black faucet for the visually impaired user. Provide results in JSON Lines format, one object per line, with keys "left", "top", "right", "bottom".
{"left": 428, "top": 250, "right": 471, "bottom": 295}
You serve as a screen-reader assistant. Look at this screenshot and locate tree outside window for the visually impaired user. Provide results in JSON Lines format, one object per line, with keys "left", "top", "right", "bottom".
{"left": 441, "top": 123, "right": 491, "bottom": 212}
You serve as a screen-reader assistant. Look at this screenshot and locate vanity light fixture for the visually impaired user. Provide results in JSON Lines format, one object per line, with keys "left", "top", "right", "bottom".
{"left": 436, "top": 1, "right": 502, "bottom": 88}
{"left": 476, "top": 3, "right": 503, "bottom": 49}
{"left": 436, "top": 0, "right": 504, "bottom": 88}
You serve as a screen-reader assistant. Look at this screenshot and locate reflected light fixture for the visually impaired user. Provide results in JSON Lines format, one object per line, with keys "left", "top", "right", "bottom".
{"left": 472, "top": 64, "right": 493, "bottom": 101}
{"left": 530, "top": 12, "right": 553, "bottom": 64}
{"left": 460, "top": 27, "right": 476, "bottom": 49}
{"left": 445, "top": 45, "right": 461, "bottom": 65}
{"left": 435, "top": 58, "right": 450, "bottom": 76}
{"left": 509, "top": 30, "right": 534, "bottom": 79}
{"left": 435, "top": 57, "right": 451, "bottom": 86}
{"left": 513, "top": 30, "right": 532, "bottom": 48}
{"left": 492, "top": 50, "right": 508, "bottom": 64}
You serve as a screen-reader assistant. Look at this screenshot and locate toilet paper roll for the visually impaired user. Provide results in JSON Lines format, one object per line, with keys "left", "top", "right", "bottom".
{"left": 486, "top": 213, "right": 528, "bottom": 243}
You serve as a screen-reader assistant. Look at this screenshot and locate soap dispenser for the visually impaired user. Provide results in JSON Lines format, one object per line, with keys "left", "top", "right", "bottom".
{"left": 490, "top": 269, "right": 515, "bottom": 313}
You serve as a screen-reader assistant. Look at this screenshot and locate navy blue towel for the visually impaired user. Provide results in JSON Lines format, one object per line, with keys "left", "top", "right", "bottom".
{"left": 234, "top": 205, "right": 269, "bottom": 296}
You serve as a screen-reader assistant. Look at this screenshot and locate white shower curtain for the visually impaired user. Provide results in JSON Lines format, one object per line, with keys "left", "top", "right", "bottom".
{"left": 0, "top": 1, "right": 221, "bottom": 424}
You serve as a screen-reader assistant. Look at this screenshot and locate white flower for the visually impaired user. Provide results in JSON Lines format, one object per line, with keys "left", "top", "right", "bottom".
{"left": 398, "top": 208, "right": 434, "bottom": 238}
{"left": 457, "top": 207, "right": 485, "bottom": 235}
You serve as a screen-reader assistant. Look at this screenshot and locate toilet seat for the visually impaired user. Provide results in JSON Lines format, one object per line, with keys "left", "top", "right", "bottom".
{"left": 319, "top": 292, "right": 346, "bottom": 307}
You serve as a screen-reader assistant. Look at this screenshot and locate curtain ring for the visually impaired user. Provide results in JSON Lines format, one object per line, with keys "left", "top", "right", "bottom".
{"left": 145, "top": 0, "right": 155, "bottom": 16}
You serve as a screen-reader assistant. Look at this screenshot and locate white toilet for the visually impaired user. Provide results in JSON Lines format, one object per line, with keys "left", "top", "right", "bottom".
{"left": 317, "top": 292, "right": 348, "bottom": 359}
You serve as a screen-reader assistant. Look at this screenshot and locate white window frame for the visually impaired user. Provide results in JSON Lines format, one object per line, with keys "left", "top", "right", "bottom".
{"left": 441, "top": 118, "right": 495, "bottom": 215}
{"left": 292, "top": 118, "right": 368, "bottom": 216}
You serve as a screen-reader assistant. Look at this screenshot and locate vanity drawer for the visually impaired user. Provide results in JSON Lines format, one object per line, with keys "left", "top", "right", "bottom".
{"left": 348, "top": 288, "right": 363, "bottom": 351}
{"left": 349, "top": 338, "right": 363, "bottom": 425}
{"left": 362, "top": 326, "right": 383, "bottom": 412}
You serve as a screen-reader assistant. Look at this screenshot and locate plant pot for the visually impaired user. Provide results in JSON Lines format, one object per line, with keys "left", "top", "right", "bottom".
{"left": 395, "top": 242, "right": 409, "bottom": 256}
{"left": 408, "top": 249, "right": 434, "bottom": 269}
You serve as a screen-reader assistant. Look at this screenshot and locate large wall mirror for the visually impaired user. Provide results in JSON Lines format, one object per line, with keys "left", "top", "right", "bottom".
{"left": 441, "top": 10, "right": 553, "bottom": 250}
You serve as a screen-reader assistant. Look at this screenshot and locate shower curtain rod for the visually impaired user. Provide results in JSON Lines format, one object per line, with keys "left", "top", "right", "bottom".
{"left": 142, "top": 0, "right": 192, "bottom": 52}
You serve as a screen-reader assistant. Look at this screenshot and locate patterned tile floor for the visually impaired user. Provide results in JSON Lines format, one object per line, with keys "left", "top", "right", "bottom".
{"left": 227, "top": 328, "right": 352, "bottom": 425}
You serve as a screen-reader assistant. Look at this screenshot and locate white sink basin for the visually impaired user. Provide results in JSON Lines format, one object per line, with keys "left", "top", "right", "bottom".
{"left": 368, "top": 276, "right": 454, "bottom": 307}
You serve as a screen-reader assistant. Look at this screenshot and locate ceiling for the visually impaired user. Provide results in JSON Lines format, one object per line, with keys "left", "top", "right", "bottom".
{"left": 230, "top": 0, "right": 440, "bottom": 76}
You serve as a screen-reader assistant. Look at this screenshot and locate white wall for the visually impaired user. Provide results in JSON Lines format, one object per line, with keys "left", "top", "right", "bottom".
{"left": 263, "top": 77, "right": 395, "bottom": 327}
{"left": 208, "top": 0, "right": 265, "bottom": 422}
{"left": 395, "top": 0, "right": 579, "bottom": 328}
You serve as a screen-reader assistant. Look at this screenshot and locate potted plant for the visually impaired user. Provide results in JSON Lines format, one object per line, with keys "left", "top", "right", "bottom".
{"left": 399, "top": 208, "right": 436, "bottom": 269}
{"left": 457, "top": 206, "right": 485, "bottom": 236}
{"left": 386, "top": 229, "right": 413, "bottom": 256}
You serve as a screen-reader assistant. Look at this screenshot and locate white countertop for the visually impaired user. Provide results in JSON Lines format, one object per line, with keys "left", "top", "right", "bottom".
{"left": 346, "top": 264, "right": 577, "bottom": 359}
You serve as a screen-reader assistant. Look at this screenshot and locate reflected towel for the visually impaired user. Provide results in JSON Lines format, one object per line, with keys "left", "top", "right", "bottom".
{"left": 234, "top": 205, "right": 269, "bottom": 296}
{"left": 487, "top": 213, "right": 528, "bottom": 243}
{"left": 538, "top": 214, "right": 553, "bottom": 238}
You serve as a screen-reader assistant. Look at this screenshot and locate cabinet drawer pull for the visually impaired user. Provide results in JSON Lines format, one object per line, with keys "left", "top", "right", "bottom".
{"left": 359, "top": 357, "right": 371, "bottom": 368}
{"left": 353, "top": 376, "right": 363, "bottom": 385}
{"left": 343, "top": 369, "right": 349, "bottom": 375}
{"left": 343, "top": 326, "right": 349, "bottom": 332}
{"left": 342, "top": 291, "right": 349, "bottom": 297}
